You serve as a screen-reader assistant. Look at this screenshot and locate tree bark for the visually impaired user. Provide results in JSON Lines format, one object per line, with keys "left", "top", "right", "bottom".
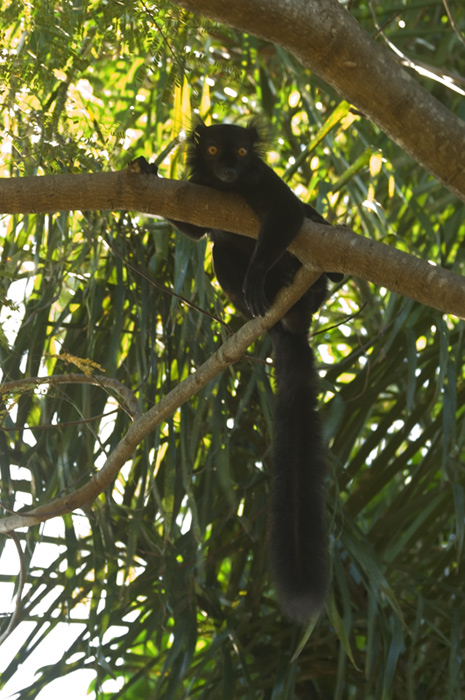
{"left": 172, "top": 0, "right": 465, "bottom": 202}
{"left": 0, "top": 168, "right": 464, "bottom": 318}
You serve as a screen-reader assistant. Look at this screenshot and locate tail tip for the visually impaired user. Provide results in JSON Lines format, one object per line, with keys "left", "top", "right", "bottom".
{"left": 276, "top": 587, "right": 327, "bottom": 624}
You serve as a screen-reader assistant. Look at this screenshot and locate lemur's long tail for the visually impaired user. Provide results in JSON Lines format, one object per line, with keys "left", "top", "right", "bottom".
{"left": 268, "top": 325, "right": 328, "bottom": 622}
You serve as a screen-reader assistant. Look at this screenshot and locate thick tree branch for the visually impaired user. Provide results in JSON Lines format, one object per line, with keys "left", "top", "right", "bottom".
{"left": 1, "top": 169, "right": 464, "bottom": 318}
{"left": 172, "top": 0, "right": 465, "bottom": 202}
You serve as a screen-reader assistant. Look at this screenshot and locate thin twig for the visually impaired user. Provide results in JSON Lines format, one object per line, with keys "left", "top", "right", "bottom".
{"left": 0, "top": 374, "right": 141, "bottom": 420}
{"left": 0, "top": 533, "right": 26, "bottom": 646}
{"left": 442, "top": 0, "right": 465, "bottom": 48}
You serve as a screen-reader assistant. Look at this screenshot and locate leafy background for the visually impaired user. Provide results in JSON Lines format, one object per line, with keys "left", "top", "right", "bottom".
{"left": 0, "top": 0, "right": 464, "bottom": 697}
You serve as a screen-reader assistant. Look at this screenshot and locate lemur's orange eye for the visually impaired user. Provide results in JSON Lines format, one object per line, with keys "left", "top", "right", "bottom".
{"left": 237, "top": 147, "right": 248, "bottom": 156}
{"left": 208, "top": 145, "right": 218, "bottom": 155}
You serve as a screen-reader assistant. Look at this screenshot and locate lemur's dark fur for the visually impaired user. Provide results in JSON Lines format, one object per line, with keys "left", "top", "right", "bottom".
{"left": 138, "top": 120, "right": 340, "bottom": 621}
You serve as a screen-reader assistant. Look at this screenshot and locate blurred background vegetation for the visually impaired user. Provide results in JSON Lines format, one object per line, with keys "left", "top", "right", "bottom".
{"left": 0, "top": 0, "right": 464, "bottom": 697}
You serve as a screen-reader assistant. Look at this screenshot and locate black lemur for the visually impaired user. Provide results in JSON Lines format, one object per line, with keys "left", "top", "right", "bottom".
{"left": 139, "top": 119, "right": 340, "bottom": 622}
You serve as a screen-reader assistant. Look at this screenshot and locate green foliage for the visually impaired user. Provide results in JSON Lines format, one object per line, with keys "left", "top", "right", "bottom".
{"left": 1, "top": 1, "right": 464, "bottom": 698}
